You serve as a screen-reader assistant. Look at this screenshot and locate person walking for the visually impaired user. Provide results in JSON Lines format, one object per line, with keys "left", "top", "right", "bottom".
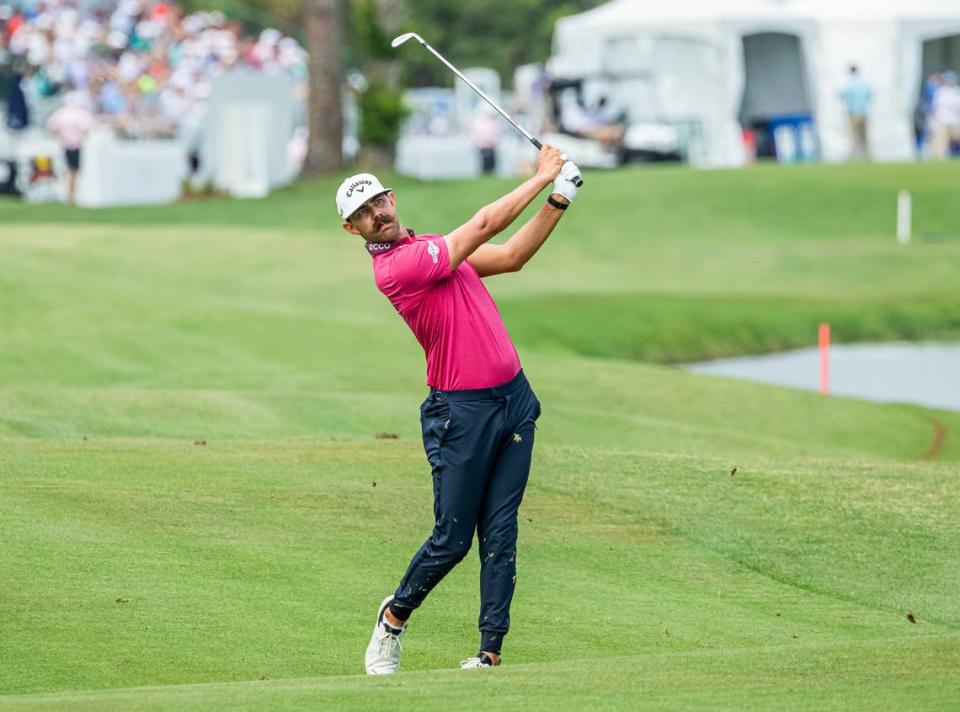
{"left": 470, "top": 105, "right": 499, "bottom": 174}
{"left": 46, "top": 91, "right": 95, "bottom": 204}
{"left": 335, "top": 146, "right": 581, "bottom": 674}
{"left": 928, "top": 70, "right": 960, "bottom": 160}
{"left": 840, "top": 65, "right": 873, "bottom": 161}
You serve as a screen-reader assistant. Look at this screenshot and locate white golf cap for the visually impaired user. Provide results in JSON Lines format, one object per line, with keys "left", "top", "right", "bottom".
{"left": 335, "top": 173, "right": 391, "bottom": 220}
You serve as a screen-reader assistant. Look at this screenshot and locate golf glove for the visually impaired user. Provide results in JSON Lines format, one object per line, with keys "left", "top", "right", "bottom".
{"left": 552, "top": 161, "right": 581, "bottom": 204}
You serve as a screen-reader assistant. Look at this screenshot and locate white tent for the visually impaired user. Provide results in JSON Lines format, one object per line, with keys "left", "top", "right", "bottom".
{"left": 798, "top": 0, "right": 960, "bottom": 163}
{"left": 550, "top": 0, "right": 960, "bottom": 166}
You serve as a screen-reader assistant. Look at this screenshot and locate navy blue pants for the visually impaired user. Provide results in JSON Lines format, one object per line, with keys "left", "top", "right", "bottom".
{"left": 391, "top": 370, "right": 540, "bottom": 654}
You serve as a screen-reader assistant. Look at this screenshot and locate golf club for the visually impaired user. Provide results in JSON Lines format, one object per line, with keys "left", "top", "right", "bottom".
{"left": 392, "top": 32, "right": 583, "bottom": 187}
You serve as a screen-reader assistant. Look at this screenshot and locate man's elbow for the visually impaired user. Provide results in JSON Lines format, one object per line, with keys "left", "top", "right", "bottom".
{"left": 505, "top": 247, "right": 525, "bottom": 272}
{"left": 472, "top": 215, "right": 493, "bottom": 240}
{"left": 472, "top": 208, "right": 502, "bottom": 240}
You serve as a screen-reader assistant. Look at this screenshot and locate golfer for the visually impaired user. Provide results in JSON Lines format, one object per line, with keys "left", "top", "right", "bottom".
{"left": 336, "top": 147, "right": 581, "bottom": 673}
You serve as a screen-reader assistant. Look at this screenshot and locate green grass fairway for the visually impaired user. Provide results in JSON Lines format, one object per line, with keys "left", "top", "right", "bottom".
{"left": 2, "top": 162, "right": 959, "bottom": 710}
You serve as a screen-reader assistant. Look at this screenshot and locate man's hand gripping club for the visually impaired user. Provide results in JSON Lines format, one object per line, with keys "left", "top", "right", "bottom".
{"left": 444, "top": 146, "right": 581, "bottom": 271}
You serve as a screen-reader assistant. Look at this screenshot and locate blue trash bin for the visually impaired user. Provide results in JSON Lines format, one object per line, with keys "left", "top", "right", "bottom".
{"left": 768, "top": 112, "right": 817, "bottom": 163}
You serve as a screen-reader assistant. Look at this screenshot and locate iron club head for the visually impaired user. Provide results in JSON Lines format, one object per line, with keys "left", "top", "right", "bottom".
{"left": 391, "top": 32, "right": 422, "bottom": 48}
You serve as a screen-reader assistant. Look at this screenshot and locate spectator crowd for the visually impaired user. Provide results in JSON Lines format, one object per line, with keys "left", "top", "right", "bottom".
{"left": 1, "top": 0, "right": 307, "bottom": 196}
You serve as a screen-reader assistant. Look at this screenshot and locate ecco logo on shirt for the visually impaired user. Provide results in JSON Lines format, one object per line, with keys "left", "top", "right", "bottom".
{"left": 427, "top": 242, "right": 440, "bottom": 264}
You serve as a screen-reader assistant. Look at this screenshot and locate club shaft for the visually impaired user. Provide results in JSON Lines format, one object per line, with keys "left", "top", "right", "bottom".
{"left": 403, "top": 35, "right": 581, "bottom": 187}
{"left": 419, "top": 40, "right": 540, "bottom": 148}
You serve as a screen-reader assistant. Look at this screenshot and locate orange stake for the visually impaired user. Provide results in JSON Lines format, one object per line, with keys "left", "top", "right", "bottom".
{"left": 819, "top": 323, "right": 830, "bottom": 395}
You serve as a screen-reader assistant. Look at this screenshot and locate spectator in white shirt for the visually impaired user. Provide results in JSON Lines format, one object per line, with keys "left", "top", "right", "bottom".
{"left": 47, "top": 90, "right": 95, "bottom": 203}
{"left": 928, "top": 70, "right": 960, "bottom": 160}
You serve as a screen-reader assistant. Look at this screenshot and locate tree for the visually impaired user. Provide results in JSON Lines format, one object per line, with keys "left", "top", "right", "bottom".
{"left": 399, "top": 0, "right": 604, "bottom": 88}
{"left": 349, "top": 0, "right": 408, "bottom": 166}
{"left": 304, "top": 0, "right": 344, "bottom": 174}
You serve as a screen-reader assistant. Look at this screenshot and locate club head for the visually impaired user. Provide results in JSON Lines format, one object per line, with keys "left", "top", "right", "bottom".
{"left": 391, "top": 32, "right": 422, "bottom": 48}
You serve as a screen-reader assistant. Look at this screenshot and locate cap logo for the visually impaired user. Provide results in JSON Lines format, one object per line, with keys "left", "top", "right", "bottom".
{"left": 345, "top": 178, "right": 373, "bottom": 198}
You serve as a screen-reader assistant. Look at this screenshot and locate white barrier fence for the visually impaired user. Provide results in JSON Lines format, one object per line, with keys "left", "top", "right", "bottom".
{"left": 2, "top": 127, "right": 185, "bottom": 206}
{"left": 1, "top": 68, "right": 302, "bottom": 206}
{"left": 77, "top": 129, "right": 186, "bottom": 208}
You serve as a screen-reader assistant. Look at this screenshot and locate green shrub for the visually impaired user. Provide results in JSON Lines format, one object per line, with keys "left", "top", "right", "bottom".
{"left": 359, "top": 80, "right": 410, "bottom": 148}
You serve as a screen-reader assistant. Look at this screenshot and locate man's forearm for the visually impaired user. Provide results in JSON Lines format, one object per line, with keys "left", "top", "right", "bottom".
{"left": 503, "top": 202, "right": 565, "bottom": 270}
{"left": 474, "top": 174, "right": 552, "bottom": 237}
{"left": 446, "top": 173, "right": 553, "bottom": 270}
{"left": 446, "top": 146, "right": 565, "bottom": 271}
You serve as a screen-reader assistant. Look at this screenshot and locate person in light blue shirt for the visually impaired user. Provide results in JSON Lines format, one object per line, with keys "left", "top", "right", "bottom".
{"left": 840, "top": 65, "right": 873, "bottom": 160}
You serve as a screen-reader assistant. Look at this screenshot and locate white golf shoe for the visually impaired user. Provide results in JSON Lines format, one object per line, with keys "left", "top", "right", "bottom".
{"left": 364, "top": 595, "right": 406, "bottom": 675}
{"left": 459, "top": 653, "right": 496, "bottom": 669}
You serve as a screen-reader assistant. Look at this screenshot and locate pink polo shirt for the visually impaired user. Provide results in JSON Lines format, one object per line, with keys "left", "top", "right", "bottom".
{"left": 368, "top": 230, "right": 521, "bottom": 390}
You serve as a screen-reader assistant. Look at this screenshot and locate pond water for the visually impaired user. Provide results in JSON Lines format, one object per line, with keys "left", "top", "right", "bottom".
{"left": 684, "top": 342, "right": 960, "bottom": 412}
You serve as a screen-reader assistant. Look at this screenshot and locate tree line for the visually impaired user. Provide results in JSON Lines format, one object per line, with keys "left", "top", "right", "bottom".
{"left": 187, "top": 0, "right": 604, "bottom": 171}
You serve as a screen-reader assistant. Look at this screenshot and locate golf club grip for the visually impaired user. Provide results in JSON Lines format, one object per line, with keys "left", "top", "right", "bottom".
{"left": 531, "top": 137, "right": 584, "bottom": 186}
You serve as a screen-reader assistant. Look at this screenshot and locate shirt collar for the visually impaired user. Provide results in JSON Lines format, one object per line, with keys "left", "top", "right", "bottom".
{"left": 365, "top": 228, "right": 415, "bottom": 257}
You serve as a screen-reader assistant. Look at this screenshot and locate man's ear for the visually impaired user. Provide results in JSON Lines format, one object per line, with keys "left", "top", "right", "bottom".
{"left": 342, "top": 221, "right": 360, "bottom": 236}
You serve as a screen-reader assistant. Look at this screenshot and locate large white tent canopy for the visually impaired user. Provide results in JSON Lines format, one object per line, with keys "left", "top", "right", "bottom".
{"left": 550, "top": 0, "right": 960, "bottom": 165}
